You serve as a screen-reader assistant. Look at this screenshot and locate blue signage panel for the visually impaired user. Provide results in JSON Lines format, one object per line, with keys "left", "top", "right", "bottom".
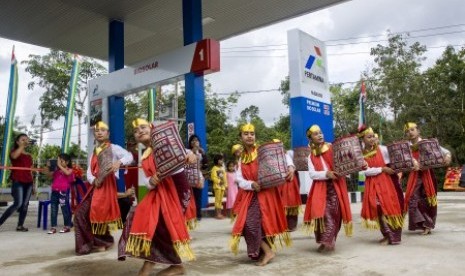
{"left": 290, "top": 96, "right": 334, "bottom": 148}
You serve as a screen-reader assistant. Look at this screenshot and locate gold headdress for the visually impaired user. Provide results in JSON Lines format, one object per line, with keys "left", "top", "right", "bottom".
{"left": 306, "top": 125, "right": 321, "bottom": 138}
{"left": 132, "top": 118, "right": 151, "bottom": 128}
{"left": 240, "top": 123, "right": 255, "bottom": 133}
{"left": 357, "top": 127, "right": 374, "bottom": 138}
{"left": 231, "top": 144, "right": 243, "bottom": 155}
{"left": 404, "top": 122, "right": 417, "bottom": 132}
{"left": 94, "top": 121, "right": 109, "bottom": 130}
{"left": 272, "top": 139, "right": 281, "bottom": 143}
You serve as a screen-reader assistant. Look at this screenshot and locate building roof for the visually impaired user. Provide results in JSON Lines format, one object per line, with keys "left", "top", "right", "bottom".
{"left": 0, "top": 0, "right": 345, "bottom": 65}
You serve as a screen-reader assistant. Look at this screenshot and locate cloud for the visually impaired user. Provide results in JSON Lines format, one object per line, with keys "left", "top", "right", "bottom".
{"left": 208, "top": 0, "right": 465, "bottom": 124}
{"left": 2, "top": 0, "right": 465, "bottom": 143}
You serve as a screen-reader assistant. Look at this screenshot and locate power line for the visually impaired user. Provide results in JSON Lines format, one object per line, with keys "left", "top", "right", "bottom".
{"left": 326, "top": 29, "right": 465, "bottom": 47}
{"left": 324, "top": 22, "right": 465, "bottom": 42}
{"left": 222, "top": 55, "right": 287, "bottom": 58}
{"left": 220, "top": 43, "right": 465, "bottom": 58}
{"left": 221, "top": 23, "right": 465, "bottom": 50}
{"left": 215, "top": 89, "right": 280, "bottom": 96}
{"left": 32, "top": 122, "right": 87, "bottom": 135}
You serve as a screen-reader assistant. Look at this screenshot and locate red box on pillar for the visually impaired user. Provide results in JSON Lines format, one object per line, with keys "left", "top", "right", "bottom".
{"left": 191, "top": 39, "right": 220, "bottom": 75}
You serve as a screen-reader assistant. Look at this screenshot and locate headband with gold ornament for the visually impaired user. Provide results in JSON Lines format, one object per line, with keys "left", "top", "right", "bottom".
{"left": 240, "top": 123, "right": 255, "bottom": 133}
{"left": 231, "top": 144, "right": 243, "bottom": 154}
{"left": 132, "top": 118, "right": 151, "bottom": 129}
{"left": 94, "top": 121, "right": 109, "bottom": 130}
{"left": 357, "top": 127, "right": 374, "bottom": 138}
{"left": 306, "top": 124, "right": 321, "bottom": 137}
{"left": 404, "top": 122, "right": 417, "bottom": 132}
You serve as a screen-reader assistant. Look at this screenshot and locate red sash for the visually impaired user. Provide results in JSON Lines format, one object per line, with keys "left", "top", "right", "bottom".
{"left": 278, "top": 175, "right": 302, "bottom": 215}
{"left": 404, "top": 151, "right": 437, "bottom": 212}
{"left": 185, "top": 187, "right": 197, "bottom": 230}
{"left": 303, "top": 145, "right": 352, "bottom": 236}
{"left": 362, "top": 147, "right": 403, "bottom": 229}
{"left": 230, "top": 157, "right": 290, "bottom": 254}
{"left": 126, "top": 151, "right": 194, "bottom": 260}
{"left": 89, "top": 150, "right": 122, "bottom": 234}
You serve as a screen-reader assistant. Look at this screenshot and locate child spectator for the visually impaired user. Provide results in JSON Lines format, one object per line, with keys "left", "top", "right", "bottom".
{"left": 211, "top": 154, "right": 227, "bottom": 219}
{"left": 226, "top": 160, "right": 238, "bottom": 215}
{"left": 46, "top": 154, "right": 74, "bottom": 234}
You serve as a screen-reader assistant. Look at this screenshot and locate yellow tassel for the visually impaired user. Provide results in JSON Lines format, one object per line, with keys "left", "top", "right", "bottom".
{"left": 427, "top": 196, "right": 437, "bottom": 207}
{"left": 280, "top": 231, "right": 292, "bottom": 248}
{"left": 173, "top": 241, "right": 195, "bottom": 261}
{"left": 285, "top": 206, "right": 301, "bottom": 216}
{"left": 230, "top": 235, "right": 241, "bottom": 255}
{"left": 266, "top": 236, "right": 277, "bottom": 251}
{"left": 186, "top": 218, "right": 197, "bottom": 231}
{"left": 362, "top": 218, "right": 380, "bottom": 230}
{"left": 302, "top": 221, "right": 314, "bottom": 235}
{"left": 302, "top": 218, "right": 325, "bottom": 235}
{"left": 230, "top": 213, "right": 237, "bottom": 224}
{"left": 383, "top": 215, "right": 404, "bottom": 229}
{"left": 265, "top": 232, "right": 292, "bottom": 252}
{"left": 91, "top": 219, "right": 123, "bottom": 235}
{"left": 344, "top": 221, "right": 353, "bottom": 237}
{"left": 125, "top": 235, "right": 151, "bottom": 257}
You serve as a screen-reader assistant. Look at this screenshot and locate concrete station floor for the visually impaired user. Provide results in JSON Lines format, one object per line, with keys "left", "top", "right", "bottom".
{"left": 1, "top": 192, "right": 465, "bottom": 275}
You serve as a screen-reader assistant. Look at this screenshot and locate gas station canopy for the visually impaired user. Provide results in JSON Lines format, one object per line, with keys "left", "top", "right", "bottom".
{"left": 0, "top": 0, "right": 345, "bottom": 65}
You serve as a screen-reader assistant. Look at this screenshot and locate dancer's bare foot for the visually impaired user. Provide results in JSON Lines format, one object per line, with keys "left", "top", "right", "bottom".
{"left": 256, "top": 251, "right": 275, "bottom": 266}
{"left": 156, "top": 265, "right": 186, "bottom": 276}
{"left": 378, "top": 237, "right": 389, "bottom": 245}
{"left": 138, "top": 261, "right": 155, "bottom": 276}
{"left": 317, "top": 244, "right": 326, "bottom": 252}
{"left": 420, "top": 228, "right": 431, "bottom": 235}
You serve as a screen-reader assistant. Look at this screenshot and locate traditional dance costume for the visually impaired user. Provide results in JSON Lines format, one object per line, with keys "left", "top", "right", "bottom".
{"left": 118, "top": 147, "right": 194, "bottom": 263}
{"left": 75, "top": 141, "right": 133, "bottom": 255}
{"left": 361, "top": 144, "right": 404, "bottom": 244}
{"left": 404, "top": 138, "right": 450, "bottom": 231}
{"left": 304, "top": 142, "right": 353, "bottom": 249}
{"left": 230, "top": 146, "right": 291, "bottom": 259}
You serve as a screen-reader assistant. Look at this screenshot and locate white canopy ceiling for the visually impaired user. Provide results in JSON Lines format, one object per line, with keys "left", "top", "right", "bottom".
{"left": 0, "top": 0, "right": 346, "bottom": 65}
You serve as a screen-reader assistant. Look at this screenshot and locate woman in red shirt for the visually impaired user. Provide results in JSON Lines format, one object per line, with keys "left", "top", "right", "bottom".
{"left": 0, "top": 133, "right": 34, "bottom": 231}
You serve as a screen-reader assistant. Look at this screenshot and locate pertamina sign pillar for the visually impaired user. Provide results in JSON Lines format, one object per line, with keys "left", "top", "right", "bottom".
{"left": 287, "top": 29, "right": 333, "bottom": 195}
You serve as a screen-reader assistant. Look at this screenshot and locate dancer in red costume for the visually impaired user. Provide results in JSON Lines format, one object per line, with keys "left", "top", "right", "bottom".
{"left": 358, "top": 127, "right": 403, "bottom": 245}
{"left": 119, "top": 118, "right": 194, "bottom": 276}
{"left": 403, "top": 122, "right": 451, "bottom": 235}
{"left": 303, "top": 125, "right": 352, "bottom": 253}
{"left": 74, "top": 121, "right": 133, "bottom": 255}
{"left": 230, "top": 123, "right": 292, "bottom": 266}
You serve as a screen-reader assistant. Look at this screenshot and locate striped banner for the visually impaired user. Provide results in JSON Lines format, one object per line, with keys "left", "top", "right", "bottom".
{"left": 61, "top": 56, "right": 80, "bottom": 154}
{"left": 148, "top": 87, "right": 156, "bottom": 122}
{"left": 0, "top": 46, "right": 19, "bottom": 187}
{"left": 357, "top": 80, "right": 367, "bottom": 132}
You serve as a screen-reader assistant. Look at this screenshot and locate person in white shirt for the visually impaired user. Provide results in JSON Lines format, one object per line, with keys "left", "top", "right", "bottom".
{"left": 358, "top": 126, "right": 403, "bottom": 245}
{"left": 74, "top": 121, "right": 133, "bottom": 255}
{"left": 403, "top": 122, "right": 451, "bottom": 235}
{"left": 303, "top": 124, "right": 353, "bottom": 253}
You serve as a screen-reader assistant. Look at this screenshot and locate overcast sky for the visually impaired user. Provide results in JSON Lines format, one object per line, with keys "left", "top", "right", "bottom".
{"left": 0, "top": 0, "right": 464, "bottom": 147}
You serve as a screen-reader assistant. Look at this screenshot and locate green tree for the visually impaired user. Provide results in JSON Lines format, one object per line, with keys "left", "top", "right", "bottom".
{"left": 124, "top": 92, "right": 149, "bottom": 141}
{"left": 23, "top": 50, "right": 107, "bottom": 156}
{"left": 419, "top": 46, "right": 465, "bottom": 163}
{"left": 279, "top": 75, "right": 290, "bottom": 107}
{"left": 369, "top": 33, "right": 427, "bottom": 122}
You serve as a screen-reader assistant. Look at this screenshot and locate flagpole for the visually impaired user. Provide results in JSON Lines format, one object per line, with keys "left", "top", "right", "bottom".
{"left": 148, "top": 87, "right": 157, "bottom": 122}
{"left": 0, "top": 46, "right": 19, "bottom": 187}
{"left": 61, "top": 55, "right": 80, "bottom": 154}
{"left": 357, "top": 80, "right": 367, "bottom": 132}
